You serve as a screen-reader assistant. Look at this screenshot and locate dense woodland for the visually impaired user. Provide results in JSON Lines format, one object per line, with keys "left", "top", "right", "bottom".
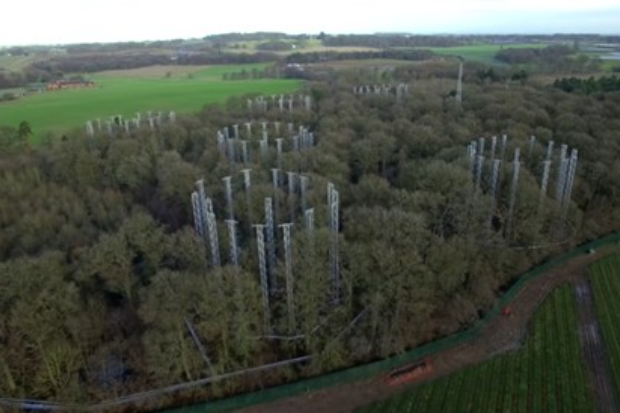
{"left": 2, "top": 59, "right": 620, "bottom": 410}
{"left": 285, "top": 49, "right": 435, "bottom": 65}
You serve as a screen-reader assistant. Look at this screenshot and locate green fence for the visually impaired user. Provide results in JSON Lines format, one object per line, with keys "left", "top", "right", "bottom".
{"left": 165, "top": 232, "right": 620, "bottom": 413}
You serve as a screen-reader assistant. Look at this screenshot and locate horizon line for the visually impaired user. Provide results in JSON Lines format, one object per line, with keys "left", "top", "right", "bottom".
{"left": 2, "top": 32, "right": 620, "bottom": 48}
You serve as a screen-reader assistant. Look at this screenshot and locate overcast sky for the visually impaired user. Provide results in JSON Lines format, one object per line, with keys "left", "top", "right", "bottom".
{"left": 1, "top": 0, "right": 619, "bottom": 46}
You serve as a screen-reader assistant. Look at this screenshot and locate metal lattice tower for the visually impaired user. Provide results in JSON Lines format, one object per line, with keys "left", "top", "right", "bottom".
{"left": 468, "top": 142, "right": 477, "bottom": 185}
{"left": 241, "top": 169, "right": 253, "bottom": 225}
{"left": 196, "top": 179, "right": 211, "bottom": 245}
{"left": 207, "top": 211, "right": 221, "bottom": 267}
{"left": 233, "top": 124, "right": 239, "bottom": 139}
{"left": 241, "top": 140, "right": 249, "bottom": 164}
{"left": 489, "top": 136, "right": 497, "bottom": 161}
{"left": 556, "top": 144, "right": 569, "bottom": 204}
{"left": 226, "top": 219, "right": 239, "bottom": 266}
{"left": 276, "top": 138, "right": 283, "bottom": 168}
{"left": 477, "top": 137, "right": 485, "bottom": 157}
{"left": 217, "top": 131, "right": 226, "bottom": 154}
{"left": 245, "top": 122, "right": 252, "bottom": 139}
{"left": 545, "top": 140, "right": 554, "bottom": 161}
{"left": 506, "top": 148, "right": 521, "bottom": 235}
{"left": 562, "top": 149, "right": 579, "bottom": 215}
{"left": 253, "top": 224, "right": 270, "bottom": 330}
{"left": 489, "top": 159, "right": 501, "bottom": 199}
{"left": 500, "top": 134, "right": 508, "bottom": 162}
{"left": 328, "top": 184, "right": 341, "bottom": 305}
{"left": 227, "top": 138, "right": 236, "bottom": 163}
{"left": 287, "top": 172, "right": 297, "bottom": 222}
{"left": 223, "top": 176, "right": 234, "bottom": 220}
{"left": 280, "top": 223, "right": 295, "bottom": 332}
{"left": 271, "top": 168, "right": 281, "bottom": 225}
{"left": 538, "top": 159, "right": 552, "bottom": 213}
{"left": 287, "top": 172, "right": 297, "bottom": 194}
{"left": 241, "top": 169, "right": 252, "bottom": 193}
{"left": 300, "top": 176, "right": 309, "bottom": 213}
{"left": 85, "top": 121, "right": 95, "bottom": 137}
{"left": 196, "top": 179, "right": 208, "bottom": 211}
{"left": 191, "top": 192, "right": 204, "bottom": 238}
{"left": 475, "top": 155, "right": 485, "bottom": 193}
{"left": 486, "top": 159, "right": 502, "bottom": 235}
{"left": 304, "top": 208, "right": 315, "bottom": 233}
{"left": 264, "top": 197, "right": 277, "bottom": 294}
{"left": 260, "top": 139, "right": 269, "bottom": 160}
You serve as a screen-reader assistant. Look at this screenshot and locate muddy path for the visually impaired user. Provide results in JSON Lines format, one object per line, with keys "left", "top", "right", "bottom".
{"left": 575, "top": 279, "right": 619, "bottom": 413}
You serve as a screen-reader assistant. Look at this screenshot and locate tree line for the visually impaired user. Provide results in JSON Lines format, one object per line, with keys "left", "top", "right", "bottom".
{"left": 553, "top": 75, "right": 620, "bottom": 94}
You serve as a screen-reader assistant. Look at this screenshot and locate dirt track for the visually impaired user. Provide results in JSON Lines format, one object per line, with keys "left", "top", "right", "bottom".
{"left": 239, "top": 247, "right": 619, "bottom": 413}
{"left": 575, "top": 279, "right": 619, "bottom": 413}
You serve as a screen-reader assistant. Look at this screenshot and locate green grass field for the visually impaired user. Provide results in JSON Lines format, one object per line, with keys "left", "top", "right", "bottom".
{"left": 0, "top": 64, "right": 300, "bottom": 143}
{"left": 590, "top": 254, "right": 620, "bottom": 394}
{"left": 425, "top": 43, "right": 548, "bottom": 64}
{"left": 360, "top": 285, "right": 594, "bottom": 413}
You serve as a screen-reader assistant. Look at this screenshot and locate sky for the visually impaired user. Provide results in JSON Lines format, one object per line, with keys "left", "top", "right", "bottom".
{"left": 1, "top": 0, "right": 619, "bottom": 46}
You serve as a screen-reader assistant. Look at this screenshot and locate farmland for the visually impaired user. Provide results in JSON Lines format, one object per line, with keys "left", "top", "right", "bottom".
{"left": 590, "top": 254, "right": 620, "bottom": 395}
{"left": 222, "top": 37, "right": 380, "bottom": 55}
{"left": 360, "top": 285, "right": 594, "bottom": 413}
{"left": 0, "top": 53, "right": 38, "bottom": 71}
{"left": 0, "top": 63, "right": 299, "bottom": 143}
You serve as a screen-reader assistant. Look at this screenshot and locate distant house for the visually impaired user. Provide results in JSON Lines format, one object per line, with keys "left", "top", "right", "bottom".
{"left": 46, "top": 79, "right": 95, "bottom": 91}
